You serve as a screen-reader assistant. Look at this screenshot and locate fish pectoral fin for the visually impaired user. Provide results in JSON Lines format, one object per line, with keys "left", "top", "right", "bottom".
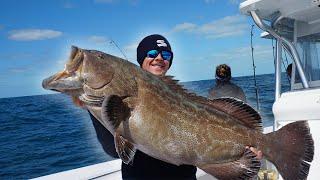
{"left": 115, "top": 131, "right": 136, "bottom": 165}
{"left": 101, "top": 95, "right": 131, "bottom": 131}
{"left": 101, "top": 94, "right": 136, "bottom": 165}
{"left": 199, "top": 148, "right": 261, "bottom": 180}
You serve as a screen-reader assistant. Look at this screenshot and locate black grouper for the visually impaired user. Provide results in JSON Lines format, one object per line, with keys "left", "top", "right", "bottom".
{"left": 42, "top": 46, "right": 314, "bottom": 180}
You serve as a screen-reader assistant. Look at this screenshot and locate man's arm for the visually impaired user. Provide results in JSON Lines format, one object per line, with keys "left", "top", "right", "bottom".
{"left": 89, "top": 112, "right": 119, "bottom": 158}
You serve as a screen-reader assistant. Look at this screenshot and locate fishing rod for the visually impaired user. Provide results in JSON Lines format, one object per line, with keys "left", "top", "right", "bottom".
{"left": 109, "top": 38, "right": 129, "bottom": 61}
{"left": 250, "top": 25, "right": 260, "bottom": 111}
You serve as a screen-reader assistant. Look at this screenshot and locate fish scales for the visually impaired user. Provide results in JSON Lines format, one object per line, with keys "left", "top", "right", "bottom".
{"left": 131, "top": 73, "right": 261, "bottom": 165}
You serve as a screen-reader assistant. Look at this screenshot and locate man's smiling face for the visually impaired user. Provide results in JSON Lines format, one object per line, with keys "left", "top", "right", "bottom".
{"left": 142, "top": 54, "right": 170, "bottom": 76}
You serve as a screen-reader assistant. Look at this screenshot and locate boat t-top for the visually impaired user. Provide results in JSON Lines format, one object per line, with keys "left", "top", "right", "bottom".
{"left": 240, "top": 0, "right": 320, "bottom": 179}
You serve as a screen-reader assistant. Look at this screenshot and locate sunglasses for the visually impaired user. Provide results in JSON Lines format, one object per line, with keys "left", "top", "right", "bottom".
{"left": 146, "top": 50, "right": 172, "bottom": 61}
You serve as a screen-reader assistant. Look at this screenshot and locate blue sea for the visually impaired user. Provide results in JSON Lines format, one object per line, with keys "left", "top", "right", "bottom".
{"left": 0, "top": 73, "right": 290, "bottom": 179}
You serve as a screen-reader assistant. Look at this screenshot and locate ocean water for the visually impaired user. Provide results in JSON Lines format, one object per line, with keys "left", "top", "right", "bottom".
{"left": 0, "top": 73, "right": 290, "bottom": 179}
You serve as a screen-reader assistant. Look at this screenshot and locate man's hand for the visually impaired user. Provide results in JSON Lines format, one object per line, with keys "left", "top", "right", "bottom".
{"left": 246, "top": 146, "right": 263, "bottom": 159}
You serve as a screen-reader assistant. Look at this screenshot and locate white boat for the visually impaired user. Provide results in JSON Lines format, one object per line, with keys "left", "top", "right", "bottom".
{"left": 32, "top": 159, "right": 213, "bottom": 180}
{"left": 34, "top": 0, "right": 320, "bottom": 179}
{"left": 240, "top": 0, "right": 320, "bottom": 179}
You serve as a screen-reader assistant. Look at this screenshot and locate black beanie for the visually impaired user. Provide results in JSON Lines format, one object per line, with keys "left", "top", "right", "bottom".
{"left": 137, "top": 34, "right": 173, "bottom": 68}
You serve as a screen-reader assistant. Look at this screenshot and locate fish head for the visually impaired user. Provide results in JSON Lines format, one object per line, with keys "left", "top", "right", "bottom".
{"left": 42, "top": 46, "right": 115, "bottom": 102}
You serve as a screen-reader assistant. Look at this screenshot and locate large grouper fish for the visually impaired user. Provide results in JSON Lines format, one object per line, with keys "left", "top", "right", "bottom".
{"left": 42, "top": 46, "right": 314, "bottom": 180}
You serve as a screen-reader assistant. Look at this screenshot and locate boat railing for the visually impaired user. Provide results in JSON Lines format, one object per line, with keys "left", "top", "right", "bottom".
{"left": 249, "top": 10, "right": 310, "bottom": 101}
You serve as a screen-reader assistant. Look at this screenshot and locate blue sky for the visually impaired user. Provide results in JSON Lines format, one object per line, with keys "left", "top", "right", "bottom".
{"left": 0, "top": 0, "right": 276, "bottom": 98}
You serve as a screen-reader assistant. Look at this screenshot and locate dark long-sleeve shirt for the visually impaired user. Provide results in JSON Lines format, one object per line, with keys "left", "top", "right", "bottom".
{"left": 89, "top": 112, "right": 197, "bottom": 179}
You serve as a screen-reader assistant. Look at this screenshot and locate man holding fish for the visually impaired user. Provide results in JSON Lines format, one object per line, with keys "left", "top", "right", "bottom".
{"left": 91, "top": 34, "right": 262, "bottom": 179}
{"left": 90, "top": 34, "right": 198, "bottom": 179}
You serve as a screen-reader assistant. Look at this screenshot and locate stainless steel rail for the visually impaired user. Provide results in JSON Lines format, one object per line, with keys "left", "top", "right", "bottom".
{"left": 250, "top": 10, "right": 310, "bottom": 96}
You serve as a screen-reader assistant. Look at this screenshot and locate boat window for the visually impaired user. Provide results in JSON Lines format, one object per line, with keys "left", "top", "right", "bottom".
{"left": 294, "top": 33, "right": 320, "bottom": 88}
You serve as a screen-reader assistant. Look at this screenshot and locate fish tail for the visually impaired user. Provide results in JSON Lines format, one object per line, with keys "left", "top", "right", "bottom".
{"left": 264, "top": 121, "right": 314, "bottom": 180}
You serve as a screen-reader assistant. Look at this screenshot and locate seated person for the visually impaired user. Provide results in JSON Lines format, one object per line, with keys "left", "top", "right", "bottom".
{"left": 208, "top": 64, "right": 247, "bottom": 102}
{"left": 286, "top": 63, "right": 292, "bottom": 79}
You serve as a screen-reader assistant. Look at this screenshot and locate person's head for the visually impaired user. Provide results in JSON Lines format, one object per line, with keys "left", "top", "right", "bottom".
{"left": 137, "top": 34, "right": 173, "bottom": 76}
{"left": 215, "top": 64, "right": 231, "bottom": 82}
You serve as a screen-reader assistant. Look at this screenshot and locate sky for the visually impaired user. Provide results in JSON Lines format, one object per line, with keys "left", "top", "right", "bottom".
{"left": 0, "top": 0, "right": 278, "bottom": 98}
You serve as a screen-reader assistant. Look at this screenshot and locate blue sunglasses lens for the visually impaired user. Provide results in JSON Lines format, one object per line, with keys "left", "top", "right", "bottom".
{"left": 161, "top": 51, "right": 172, "bottom": 61}
{"left": 146, "top": 50, "right": 172, "bottom": 61}
{"left": 146, "top": 50, "right": 159, "bottom": 58}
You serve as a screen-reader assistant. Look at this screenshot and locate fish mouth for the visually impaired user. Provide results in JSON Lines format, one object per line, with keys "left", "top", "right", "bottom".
{"left": 42, "top": 46, "right": 84, "bottom": 93}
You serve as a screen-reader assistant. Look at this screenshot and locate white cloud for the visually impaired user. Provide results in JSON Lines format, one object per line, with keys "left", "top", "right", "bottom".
{"left": 199, "top": 15, "right": 247, "bottom": 38}
{"left": 172, "top": 23, "right": 197, "bottom": 33}
{"left": 211, "top": 45, "right": 273, "bottom": 61}
{"left": 172, "top": 15, "right": 248, "bottom": 39}
{"left": 9, "top": 29, "right": 62, "bottom": 41}
{"left": 88, "top": 35, "right": 109, "bottom": 44}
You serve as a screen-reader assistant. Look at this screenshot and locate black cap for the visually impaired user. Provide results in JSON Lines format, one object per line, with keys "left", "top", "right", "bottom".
{"left": 215, "top": 64, "right": 231, "bottom": 82}
{"left": 136, "top": 34, "right": 173, "bottom": 68}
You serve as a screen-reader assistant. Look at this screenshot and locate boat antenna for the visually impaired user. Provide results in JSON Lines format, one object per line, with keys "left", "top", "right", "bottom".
{"left": 109, "top": 38, "right": 129, "bottom": 61}
{"left": 250, "top": 25, "right": 260, "bottom": 111}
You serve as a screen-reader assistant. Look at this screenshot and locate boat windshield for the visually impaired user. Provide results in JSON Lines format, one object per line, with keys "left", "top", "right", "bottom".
{"left": 293, "top": 33, "right": 320, "bottom": 89}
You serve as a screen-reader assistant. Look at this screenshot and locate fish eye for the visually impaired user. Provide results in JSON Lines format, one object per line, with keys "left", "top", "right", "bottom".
{"left": 98, "top": 54, "right": 103, "bottom": 59}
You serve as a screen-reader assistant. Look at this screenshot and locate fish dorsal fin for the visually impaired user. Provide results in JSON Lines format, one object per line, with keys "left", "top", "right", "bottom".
{"left": 161, "top": 75, "right": 189, "bottom": 94}
{"left": 160, "top": 76, "right": 200, "bottom": 98}
{"left": 161, "top": 76, "right": 262, "bottom": 131}
{"left": 209, "top": 98, "right": 262, "bottom": 131}
{"left": 199, "top": 148, "right": 261, "bottom": 179}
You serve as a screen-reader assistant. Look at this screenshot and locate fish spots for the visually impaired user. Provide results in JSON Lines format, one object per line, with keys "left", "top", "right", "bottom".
{"left": 168, "top": 124, "right": 197, "bottom": 142}
{"left": 164, "top": 141, "right": 182, "bottom": 155}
